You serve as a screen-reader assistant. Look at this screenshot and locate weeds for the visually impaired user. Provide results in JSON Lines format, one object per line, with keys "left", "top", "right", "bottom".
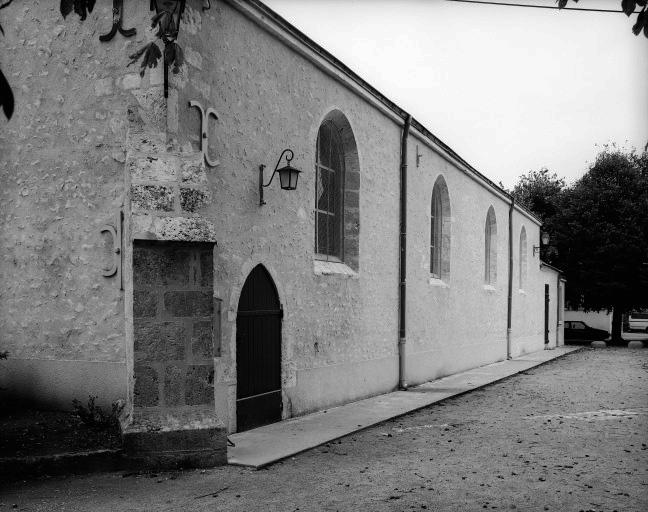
{"left": 72, "top": 395, "right": 124, "bottom": 431}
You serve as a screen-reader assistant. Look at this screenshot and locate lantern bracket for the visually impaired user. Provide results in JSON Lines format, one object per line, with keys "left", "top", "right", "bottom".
{"left": 259, "top": 149, "right": 294, "bottom": 206}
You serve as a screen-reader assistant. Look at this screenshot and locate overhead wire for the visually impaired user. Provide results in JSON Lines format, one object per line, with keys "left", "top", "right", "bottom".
{"left": 445, "top": 0, "right": 638, "bottom": 14}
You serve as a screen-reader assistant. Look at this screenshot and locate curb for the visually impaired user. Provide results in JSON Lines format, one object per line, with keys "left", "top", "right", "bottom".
{"left": 229, "top": 346, "right": 583, "bottom": 468}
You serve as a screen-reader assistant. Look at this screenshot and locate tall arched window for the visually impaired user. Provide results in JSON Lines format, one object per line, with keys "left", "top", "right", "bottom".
{"left": 430, "top": 176, "right": 451, "bottom": 280}
{"left": 484, "top": 206, "right": 497, "bottom": 285}
{"left": 314, "top": 111, "right": 360, "bottom": 270}
{"left": 315, "top": 121, "right": 344, "bottom": 259}
{"left": 519, "top": 226, "right": 527, "bottom": 290}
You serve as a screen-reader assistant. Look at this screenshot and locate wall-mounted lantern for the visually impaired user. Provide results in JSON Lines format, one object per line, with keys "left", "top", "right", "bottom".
{"left": 150, "top": 0, "right": 185, "bottom": 39}
{"left": 533, "top": 232, "right": 550, "bottom": 256}
{"left": 150, "top": 0, "right": 186, "bottom": 98}
{"left": 259, "top": 149, "right": 301, "bottom": 206}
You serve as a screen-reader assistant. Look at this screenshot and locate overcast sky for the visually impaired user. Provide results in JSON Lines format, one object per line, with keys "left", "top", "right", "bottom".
{"left": 263, "top": 0, "right": 648, "bottom": 188}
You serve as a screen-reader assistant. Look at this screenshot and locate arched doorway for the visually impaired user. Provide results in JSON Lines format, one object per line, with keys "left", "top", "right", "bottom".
{"left": 236, "top": 265, "right": 282, "bottom": 432}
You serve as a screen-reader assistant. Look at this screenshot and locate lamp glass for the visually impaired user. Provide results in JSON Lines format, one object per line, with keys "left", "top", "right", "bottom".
{"left": 278, "top": 165, "right": 301, "bottom": 190}
{"left": 541, "top": 232, "right": 550, "bottom": 245}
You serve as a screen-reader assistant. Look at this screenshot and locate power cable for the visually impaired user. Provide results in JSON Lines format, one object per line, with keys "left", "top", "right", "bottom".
{"left": 445, "top": 0, "right": 638, "bottom": 14}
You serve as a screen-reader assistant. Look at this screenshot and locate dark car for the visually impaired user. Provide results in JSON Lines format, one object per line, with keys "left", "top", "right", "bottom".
{"left": 564, "top": 320, "right": 609, "bottom": 343}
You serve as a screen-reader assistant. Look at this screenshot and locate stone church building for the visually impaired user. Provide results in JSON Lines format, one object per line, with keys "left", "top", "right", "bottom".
{"left": 0, "top": 0, "right": 564, "bottom": 463}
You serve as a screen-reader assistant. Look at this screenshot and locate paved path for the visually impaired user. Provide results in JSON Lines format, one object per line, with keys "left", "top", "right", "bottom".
{"left": 2, "top": 347, "right": 647, "bottom": 511}
{"left": 229, "top": 347, "right": 580, "bottom": 467}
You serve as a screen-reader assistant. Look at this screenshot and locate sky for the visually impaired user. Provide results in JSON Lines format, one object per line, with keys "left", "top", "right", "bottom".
{"left": 263, "top": 0, "right": 648, "bottom": 188}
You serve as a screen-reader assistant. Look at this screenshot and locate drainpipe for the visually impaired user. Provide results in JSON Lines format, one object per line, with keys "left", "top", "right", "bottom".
{"left": 556, "top": 272, "right": 561, "bottom": 347}
{"left": 398, "top": 114, "right": 411, "bottom": 390}
{"left": 506, "top": 197, "right": 514, "bottom": 360}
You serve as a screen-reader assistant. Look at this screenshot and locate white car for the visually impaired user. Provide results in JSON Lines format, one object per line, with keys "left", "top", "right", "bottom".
{"left": 628, "top": 312, "right": 648, "bottom": 332}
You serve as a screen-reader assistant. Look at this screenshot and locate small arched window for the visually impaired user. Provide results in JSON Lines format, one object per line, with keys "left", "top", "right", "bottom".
{"left": 314, "top": 111, "right": 360, "bottom": 270}
{"left": 430, "top": 176, "right": 451, "bottom": 280}
{"left": 519, "top": 226, "right": 527, "bottom": 290}
{"left": 484, "top": 206, "right": 497, "bottom": 285}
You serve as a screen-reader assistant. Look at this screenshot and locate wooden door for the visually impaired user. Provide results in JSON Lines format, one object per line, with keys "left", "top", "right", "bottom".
{"left": 236, "top": 265, "right": 282, "bottom": 432}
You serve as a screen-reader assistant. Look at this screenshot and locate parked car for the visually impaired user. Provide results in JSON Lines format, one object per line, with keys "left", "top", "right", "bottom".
{"left": 564, "top": 320, "right": 609, "bottom": 343}
{"left": 628, "top": 312, "right": 648, "bottom": 332}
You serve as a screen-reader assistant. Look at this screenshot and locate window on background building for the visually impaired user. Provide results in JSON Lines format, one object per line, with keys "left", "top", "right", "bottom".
{"left": 430, "top": 175, "right": 451, "bottom": 280}
{"left": 484, "top": 206, "right": 497, "bottom": 285}
{"left": 314, "top": 111, "right": 360, "bottom": 270}
{"left": 519, "top": 226, "right": 527, "bottom": 289}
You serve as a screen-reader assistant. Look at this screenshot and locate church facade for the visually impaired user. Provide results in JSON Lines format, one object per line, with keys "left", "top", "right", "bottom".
{"left": 0, "top": 0, "right": 563, "bottom": 461}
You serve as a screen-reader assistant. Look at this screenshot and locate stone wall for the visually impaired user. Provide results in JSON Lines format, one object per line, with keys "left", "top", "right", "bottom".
{"left": 0, "top": 1, "right": 157, "bottom": 409}
{"left": 133, "top": 241, "right": 216, "bottom": 417}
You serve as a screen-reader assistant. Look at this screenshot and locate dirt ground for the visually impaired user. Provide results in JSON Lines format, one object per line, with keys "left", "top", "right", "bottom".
{"left": 1, "top": 347, "right": 647, "bottom": 512}
{"left": 0, "top": 409, "right": 121, "bottom": 458}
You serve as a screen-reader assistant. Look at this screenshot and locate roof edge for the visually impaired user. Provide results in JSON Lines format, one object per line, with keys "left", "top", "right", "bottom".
{"left": 540, "top": 261, "right": 563, "bottom": 274}
{"left": 231, "top": 0, "right": 541, "bottom": 223}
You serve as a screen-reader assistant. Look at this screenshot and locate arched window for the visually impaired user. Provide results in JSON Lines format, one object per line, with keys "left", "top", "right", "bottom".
{"left": 484, "top": 206, "right": 497, "bottom": 285}
{"left": 519, "top": 226, "right": 527, "bottom": 290}
{"left": 430, "top": 176, "right": 451, "bottom": 280}
{"left": 314, "top": 111, "right": 360, "bottom": 270}
{"left": 315, "top": 121, "right": 344, "bottom": 259}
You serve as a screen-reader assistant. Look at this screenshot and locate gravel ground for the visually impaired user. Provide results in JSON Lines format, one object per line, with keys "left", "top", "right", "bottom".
{"left": 0, "top": 410, "right": 121, "bottom": 458}
{"left": 1, "top": 347, "right": 647, "bottom": 512}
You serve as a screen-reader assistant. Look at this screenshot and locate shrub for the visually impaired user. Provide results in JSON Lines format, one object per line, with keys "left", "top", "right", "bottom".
{"left": 72, "top": 395, "right": 124, "bottom": 431}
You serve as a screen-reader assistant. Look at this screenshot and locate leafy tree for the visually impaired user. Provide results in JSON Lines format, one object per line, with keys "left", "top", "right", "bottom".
{"left": 558, "top": 0, "right": 648, "bottom": 38}
{"left": 552, "top": 147, "right": 648, "bottom": 342}
{"left": 510, "top": 168, "right": 565, "bottom": 222}
{"left": 508, "top": 168, "right": 565, "bottom": 263}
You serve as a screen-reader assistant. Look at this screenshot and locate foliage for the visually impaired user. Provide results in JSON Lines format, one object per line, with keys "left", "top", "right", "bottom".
{"left": 128, "top": 41, "right": 163, "bottom": 77}
{"left": 0, "top": 350, "right": 7, "bottom": 360}
{"left": 552, "top": 147, "right": 648, "bottom": 339}
{"left": 72, "top": 395, "right": 124, "bottom": 431}
{"left": 508, "top": 168, "right": 565, "bottom": 262}
{"left": 510, "top": 168, "right": 565, "bottom": 223}
{"left": 509, "top": 147, "right": 648, "bottom": 340}
{"left": 60, "top": 0, "right": 96, "bottom": 21}
{"left": 128, "top": 8, "right": 185, "bottom": 77}
{"left": 558, "top": 0, "right": 648, "bottom": 38}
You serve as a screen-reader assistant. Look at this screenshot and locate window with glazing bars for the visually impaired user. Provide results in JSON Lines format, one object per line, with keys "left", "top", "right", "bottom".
{"left": 484, "top": 207, "right": 497, "bottom": 284}
{"left": 315, "top": 121, "right": 344, "bottom": 259}
{"left": 430, "top": 188, "right": 443, "bottom": 276}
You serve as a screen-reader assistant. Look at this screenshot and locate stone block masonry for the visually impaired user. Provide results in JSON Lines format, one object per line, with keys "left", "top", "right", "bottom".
{"left": 133, "top": 241, "right": 216, "bottom": 412}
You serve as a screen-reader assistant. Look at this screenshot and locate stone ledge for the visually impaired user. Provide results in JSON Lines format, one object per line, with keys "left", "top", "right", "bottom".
{"left": 313, "top": 259, "right": 358, "bottom": 278}
{"left": 122, "top": 426, "right": 227, "bottom": 470}
{"left": 132, "top": 214, "right": 218, "bottom": 243}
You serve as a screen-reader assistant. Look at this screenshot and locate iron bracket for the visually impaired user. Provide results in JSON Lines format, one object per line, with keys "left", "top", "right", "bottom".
{"left": 100, "top": 209, "right": 123, "bottom": 290}
{"left": 99, "top": 0, "right": 137, "bottom": 42}
{"left": 189, "top": 100, "right": 220, "bottom": 168}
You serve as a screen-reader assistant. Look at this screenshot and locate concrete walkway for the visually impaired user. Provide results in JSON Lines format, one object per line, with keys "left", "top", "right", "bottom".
{"left": 228, "top": 346, "right": 581, "bottom": 468}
